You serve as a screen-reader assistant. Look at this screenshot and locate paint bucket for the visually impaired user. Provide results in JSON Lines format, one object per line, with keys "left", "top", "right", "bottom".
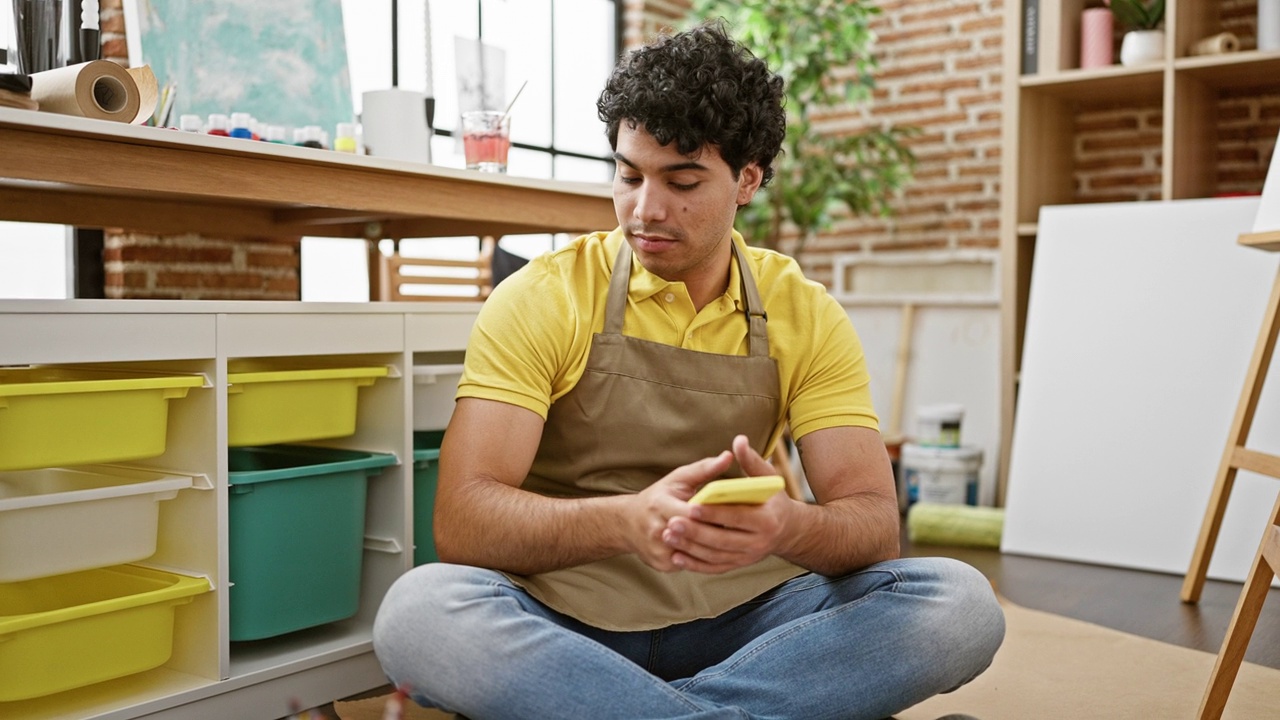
{"left": 915, "top": 403, "right": 964, "bottom": 448}
{"left": 899, "top": 442, "right": 982, "bottom": 507}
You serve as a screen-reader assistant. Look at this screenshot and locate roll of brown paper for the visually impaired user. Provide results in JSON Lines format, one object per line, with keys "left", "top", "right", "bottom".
{"left": 1190, "top": 32, "right": 1240, "bottom": 56}
{"left": 29, "top": 61, "right": 159, "bottom": 124}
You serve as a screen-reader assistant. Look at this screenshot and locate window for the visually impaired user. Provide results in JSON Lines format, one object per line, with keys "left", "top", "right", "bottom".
{"left": 304, "top": 0, "right": 621, "bottom": 301}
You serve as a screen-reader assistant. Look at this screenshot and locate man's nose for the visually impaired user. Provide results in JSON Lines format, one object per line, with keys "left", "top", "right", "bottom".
{"left": 633, "top": 184, "right": 668, "bottom": 223}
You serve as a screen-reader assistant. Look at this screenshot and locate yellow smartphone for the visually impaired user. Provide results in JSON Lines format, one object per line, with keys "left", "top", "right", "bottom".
{"left": 688, "top": 475, "right": 786, "bottom": 505}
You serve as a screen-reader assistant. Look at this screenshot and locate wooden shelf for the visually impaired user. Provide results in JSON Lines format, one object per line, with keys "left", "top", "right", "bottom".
{"left": 1020, "top": 65, "right": 1164, "bottom": 103}
{"left": 1174, "top": 51, "right": 1280, "bottom": 88}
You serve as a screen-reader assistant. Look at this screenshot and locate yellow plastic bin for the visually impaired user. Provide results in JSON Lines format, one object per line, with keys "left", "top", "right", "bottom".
{"left": 0, "top": 564, "right": 211, "bottom": 701}
{"left": 0, "top": 466, "right": 194, "bottom": 582}
{"left": 0, "top": 367, "right": 204, "bottom": 472}
{"left": 227, "top": 362, "right": 389, "bottom": 447}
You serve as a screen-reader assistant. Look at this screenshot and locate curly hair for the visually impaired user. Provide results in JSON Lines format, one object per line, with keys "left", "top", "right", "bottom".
{"left": 597, "top": 21, "right": 786, "bottom": 187}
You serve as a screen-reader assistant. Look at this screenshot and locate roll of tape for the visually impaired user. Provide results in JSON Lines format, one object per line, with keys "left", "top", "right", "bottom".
{"left": 29, "top": 61, "right": 159, "bottom": 124}
{"left": 1190, "top": 32, "right": 1240, "bottom": 57}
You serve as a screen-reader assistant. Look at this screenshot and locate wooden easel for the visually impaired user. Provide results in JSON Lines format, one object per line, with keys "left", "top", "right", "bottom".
{"left": 1182, "top": 229, "right": 1280, "bottom": 720}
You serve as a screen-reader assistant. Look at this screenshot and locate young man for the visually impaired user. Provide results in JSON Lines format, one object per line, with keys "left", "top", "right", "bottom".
{"left": 374, "top": 23, "right": 1004, "bottom": 719}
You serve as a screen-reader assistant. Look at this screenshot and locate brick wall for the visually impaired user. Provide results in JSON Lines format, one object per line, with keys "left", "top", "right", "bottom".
{"left": 95, "top": 0, "right": 301, "bottom": 301}
{"left": 629, "top": 1, "right": 1007, "bottom": 287}
{"left": 630, "top": 1, "right": 1280, "bottom": 288}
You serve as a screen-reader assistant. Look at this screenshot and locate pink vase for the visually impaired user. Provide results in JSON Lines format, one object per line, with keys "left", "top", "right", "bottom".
{"left": 1081, "top": 8, "right": 1115, "bottom": 69}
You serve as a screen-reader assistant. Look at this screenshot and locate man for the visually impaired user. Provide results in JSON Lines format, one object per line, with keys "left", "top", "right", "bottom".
{"left": 374, "top": 22, "right": 1004, "bottom": 720}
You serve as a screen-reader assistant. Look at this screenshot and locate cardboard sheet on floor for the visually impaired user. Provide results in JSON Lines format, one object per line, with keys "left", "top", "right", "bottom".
{"left": 896, "top": 597, "right": 1280, "bottom": 719}
{"left": 1002, "top": 197, "right": 1280, "bottom": 583}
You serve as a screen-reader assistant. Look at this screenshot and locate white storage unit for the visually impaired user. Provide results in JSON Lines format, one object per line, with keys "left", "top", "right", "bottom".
{"left": 0, "top": 299, "right": 479, "bottom": 720}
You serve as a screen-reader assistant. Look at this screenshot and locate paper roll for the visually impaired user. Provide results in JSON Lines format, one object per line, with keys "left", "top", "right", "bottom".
{"left": 1190, "top": 32, "right": 1240, "bottom": 57}
{"left": 29, "top": 61, "right": 159, "bottom": 124}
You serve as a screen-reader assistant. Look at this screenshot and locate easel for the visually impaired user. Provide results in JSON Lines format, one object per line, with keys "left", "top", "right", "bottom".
{"left": 1182, "top": 228, "right": 1280, "bottom": 720}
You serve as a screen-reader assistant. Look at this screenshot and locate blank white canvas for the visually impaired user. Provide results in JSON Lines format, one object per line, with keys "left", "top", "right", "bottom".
{"left": 1002, "top": 197, "right": 1280, "bottom": 583}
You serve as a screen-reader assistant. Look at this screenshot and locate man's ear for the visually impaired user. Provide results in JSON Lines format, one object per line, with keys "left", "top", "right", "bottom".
{"left": 736, "top": 164, "right": 765, "bottom": 206}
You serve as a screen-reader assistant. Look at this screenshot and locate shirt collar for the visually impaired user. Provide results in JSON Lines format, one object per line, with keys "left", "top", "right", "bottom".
{"left": 605, "top": 227, "right": 749, "bottom": 310}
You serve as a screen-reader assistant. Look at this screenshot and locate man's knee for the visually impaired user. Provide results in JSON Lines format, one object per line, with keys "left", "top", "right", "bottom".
{"left": 372, "top": 563, "right": 493, "bottom": 676}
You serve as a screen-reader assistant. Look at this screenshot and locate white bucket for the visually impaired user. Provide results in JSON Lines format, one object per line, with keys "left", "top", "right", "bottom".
{"left": 915, "top": 403, "right": 964, "bottom": 448}
{"left": 900, "top": 443, "right": 982, "bottom": 507}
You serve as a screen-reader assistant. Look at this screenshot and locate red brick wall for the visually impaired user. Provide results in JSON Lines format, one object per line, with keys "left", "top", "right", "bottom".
{"left": 96, "top": 0, "right": 301, "bottom": 301}
{"left": 629, "top": 1, "right": 1280, "bottom": 288}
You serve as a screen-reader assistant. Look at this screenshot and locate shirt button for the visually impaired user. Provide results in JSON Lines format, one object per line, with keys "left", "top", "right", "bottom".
{"left": 664, "top": 293, "right": 675, "bottom": 303}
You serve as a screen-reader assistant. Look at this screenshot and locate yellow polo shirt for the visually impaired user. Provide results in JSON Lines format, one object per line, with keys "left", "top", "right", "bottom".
{"left": 458, "top": 229, "right": 878, "bottom": 451}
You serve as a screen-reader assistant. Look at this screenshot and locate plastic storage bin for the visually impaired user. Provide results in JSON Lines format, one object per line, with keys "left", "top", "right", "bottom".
{"left": 413, "top": 431, "right": 444, "bottom": 566}
{"left": 0, "top": 466, "right": 194, "bottom": 582}
{"left": 0, "top": 564, "right": 211, "bottom": 701}
{"left": 228, "top": 445, "right": 396, "bottom": 641}
{"left": 0, "top": 367, "right": 203, "bottom": 471}
{"left": 226, "top": 362, "right": 389, "bottom": 447}
{"left": 412, "top": 364, "right": 463, "bottom": 430}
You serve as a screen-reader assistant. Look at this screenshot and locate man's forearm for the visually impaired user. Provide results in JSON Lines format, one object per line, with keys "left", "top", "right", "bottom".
{"left": 776, "top": 492, "right": 901, "bottom": 576}
{"left": 435, "top": 478, "right": 634, "bottom": 575}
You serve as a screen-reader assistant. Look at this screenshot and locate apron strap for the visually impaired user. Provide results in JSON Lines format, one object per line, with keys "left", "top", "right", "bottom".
{"left": 732, "top": 242, "right": 770, "bottom": 359}
{"left": 604, "top": 239, "right": 633, "bottom": 335}
{"left": 604, "top": 237, "right": 770, "bottom": 359}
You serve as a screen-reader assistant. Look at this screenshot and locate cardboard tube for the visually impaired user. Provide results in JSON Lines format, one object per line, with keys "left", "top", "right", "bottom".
{"left": 29, "top": 60, "right": 158, "bottom": 124}
{"left": 1190, "top": 32, "right": 1240, "bottom": 57}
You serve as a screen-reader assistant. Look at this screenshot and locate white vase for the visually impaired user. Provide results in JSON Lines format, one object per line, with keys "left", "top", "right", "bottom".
{"left": 1260, "top": 0, "right": 1280, "bottom": 52}
{"left": 1120, "top": 30, "right": 1165, "bottom": 66}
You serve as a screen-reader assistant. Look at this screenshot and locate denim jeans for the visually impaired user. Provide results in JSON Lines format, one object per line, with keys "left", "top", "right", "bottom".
{"left": 372, "top": 557, "right": 1004, "bottom": 720}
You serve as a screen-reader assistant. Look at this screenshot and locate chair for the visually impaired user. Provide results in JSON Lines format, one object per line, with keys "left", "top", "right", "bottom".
{"left": 376, "top": 236, "right": 526, "bottom": 302}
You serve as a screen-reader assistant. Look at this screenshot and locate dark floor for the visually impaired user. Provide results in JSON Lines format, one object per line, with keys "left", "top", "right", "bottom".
{"left": 310, "top": 530, "right": 1280, "bottom": 718}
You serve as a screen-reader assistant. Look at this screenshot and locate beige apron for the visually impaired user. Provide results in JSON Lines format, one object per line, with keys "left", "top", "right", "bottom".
{"left": 508, "top": 240, "right": 805, "bottom": 631}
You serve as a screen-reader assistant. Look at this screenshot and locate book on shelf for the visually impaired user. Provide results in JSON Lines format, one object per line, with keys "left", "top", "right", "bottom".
{"left": 1022, "top": 0, "right": 1038, "bottom": 74}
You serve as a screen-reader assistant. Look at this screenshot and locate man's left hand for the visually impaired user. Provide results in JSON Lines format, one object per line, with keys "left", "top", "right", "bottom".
{"left": 661, "top": 434, "right": 794, "bottom": 574}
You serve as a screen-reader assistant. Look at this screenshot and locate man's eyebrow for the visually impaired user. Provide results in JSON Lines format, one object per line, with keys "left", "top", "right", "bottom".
{"left": 613, "top": 152, "right": 710, "bottom": 174}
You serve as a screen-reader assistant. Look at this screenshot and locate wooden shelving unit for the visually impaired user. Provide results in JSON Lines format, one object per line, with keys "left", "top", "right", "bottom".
{"left": 999, "top": 1, "right": 1280, "bottom": 502}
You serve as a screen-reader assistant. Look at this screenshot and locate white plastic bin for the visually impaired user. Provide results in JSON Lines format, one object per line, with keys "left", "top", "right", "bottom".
{"left": 899, "top": 443, "right": 982, "bottom": 507}
{"left": 413, "top": 364, "right": 464, "bottom": 431}
{"left": 0, "top": 466, "right": 194, "bottom": 582}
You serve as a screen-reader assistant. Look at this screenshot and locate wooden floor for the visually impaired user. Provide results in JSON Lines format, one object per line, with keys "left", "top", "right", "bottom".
{"left": 314, "top": 532, "right": 1280, "bottom": 718}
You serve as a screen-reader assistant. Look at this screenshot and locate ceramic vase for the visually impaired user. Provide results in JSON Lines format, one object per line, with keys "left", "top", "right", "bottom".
{"left": 1080, "top": 8, "right": 1115, "bottom": 68}
{"left": 1260, "top": 0, "right": 1280, "bottom": 52}
{"left": 1120, "top": 29, "right": 1164, "bottom": 66}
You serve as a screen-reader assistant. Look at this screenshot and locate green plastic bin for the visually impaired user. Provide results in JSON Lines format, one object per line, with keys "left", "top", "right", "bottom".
{"left": 227, "top": 445, "right": 396, "bottom": 641}
{"left": 413, "top": 431, "right": 445, "bottom": 566}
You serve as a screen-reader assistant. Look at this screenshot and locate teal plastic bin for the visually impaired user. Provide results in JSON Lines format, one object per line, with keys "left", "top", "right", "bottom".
{"left": 227, "top": 445, "right": 396, "bottom": 641}
{"left": 413, "top": 431, "right": 444, "bottom": 566}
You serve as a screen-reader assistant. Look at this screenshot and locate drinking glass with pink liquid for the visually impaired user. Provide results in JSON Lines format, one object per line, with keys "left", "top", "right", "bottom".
{"left": 461, "top": 110, "right": 511, "bottom": 173}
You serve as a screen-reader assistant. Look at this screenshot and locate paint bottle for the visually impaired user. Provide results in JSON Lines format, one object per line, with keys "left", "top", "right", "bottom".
{"left": 266, "top": 125, "right": 288, "bottom": 144}
{"left": 334, "top": 122, "right": 357, "bottom": 153}
{"left": 229, "top": 112, "right": 254, "bottom": 140}
{"left": 178, "top": 114, "right": 203, "bottom": 133}
{"left": 299, "top": 125, "right": 326, "bottom": 149}
{"left": 205, "top": 113, "right": 231, "bottom": 137}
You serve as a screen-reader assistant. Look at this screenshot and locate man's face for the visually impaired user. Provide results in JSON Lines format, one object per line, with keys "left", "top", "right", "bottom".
{"left": 612, "top": 123, "right": 762, "bottom": 287}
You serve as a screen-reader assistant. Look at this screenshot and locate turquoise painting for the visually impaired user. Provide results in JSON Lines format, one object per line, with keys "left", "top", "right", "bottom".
{"left": 128, "top": 0, "right": 353, "bottom": 132}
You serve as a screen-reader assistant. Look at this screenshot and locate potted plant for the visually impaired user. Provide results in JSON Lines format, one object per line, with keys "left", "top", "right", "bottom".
{"left": 689, "top": 0, "right": 915, "bottom": 257}
{"left": 1109, "top": 0, "right": 1166, "bottom": 66}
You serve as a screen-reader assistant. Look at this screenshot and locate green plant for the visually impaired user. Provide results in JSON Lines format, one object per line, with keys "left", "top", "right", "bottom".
{"left": 1108, "top": 0, "right": 1166, "bottom": 31}
{"left": 689, "top": 0, "right": 915, "bottom": 255}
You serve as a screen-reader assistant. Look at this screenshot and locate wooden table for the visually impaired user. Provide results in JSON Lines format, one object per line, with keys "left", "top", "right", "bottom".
{"left": 0, "top": 108, "right": 617, "bottom": 296}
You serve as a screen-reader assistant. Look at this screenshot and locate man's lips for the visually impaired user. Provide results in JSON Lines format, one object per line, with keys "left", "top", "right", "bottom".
{"left": 633, "top": 233, "right": 679, "bottom": 251}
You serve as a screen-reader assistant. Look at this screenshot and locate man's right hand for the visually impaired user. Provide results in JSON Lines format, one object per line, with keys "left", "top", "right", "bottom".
{"left": 627, "top": 449, "right": 734, "bottom": 572}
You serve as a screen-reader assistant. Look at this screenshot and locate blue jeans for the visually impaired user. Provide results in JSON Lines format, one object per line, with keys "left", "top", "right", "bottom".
{"left": 372, "top": 557, "right": 1004, "bottom": 720}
